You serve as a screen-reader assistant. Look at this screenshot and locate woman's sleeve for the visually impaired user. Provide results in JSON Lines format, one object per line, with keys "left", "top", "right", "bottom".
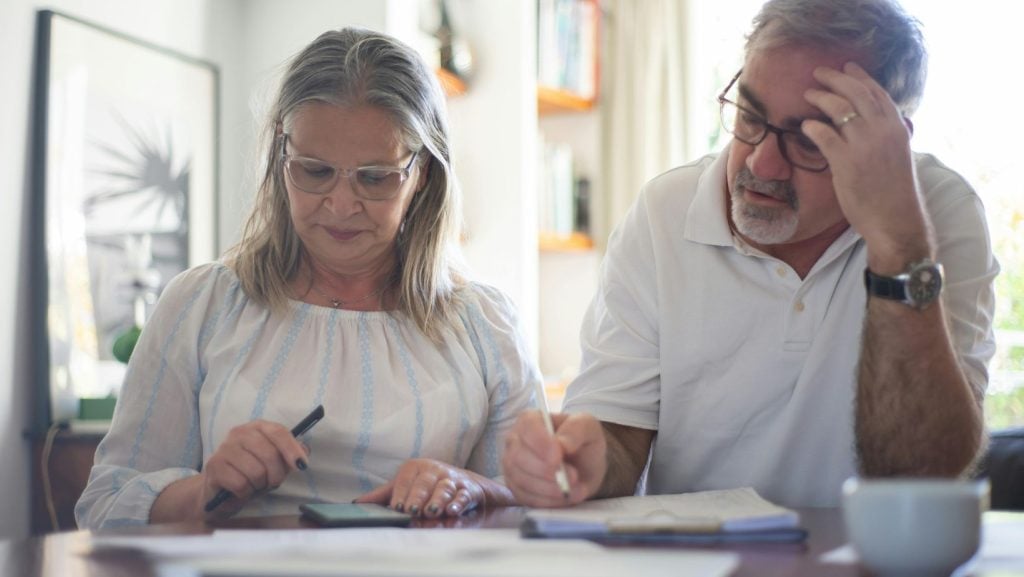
{"left": 74, "top": 265, "right": 227, "bottom": 529}
{"left": 462, "top": 285, "right": 541, "bottom": 481}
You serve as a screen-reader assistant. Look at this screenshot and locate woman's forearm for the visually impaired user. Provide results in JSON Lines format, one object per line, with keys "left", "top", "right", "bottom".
{"left": 149, "top": 474, "right": 205, "bottom": 523}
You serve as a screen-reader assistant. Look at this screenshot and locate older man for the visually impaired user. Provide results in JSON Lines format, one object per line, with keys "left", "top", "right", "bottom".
{"left": 503, "top": 0, "right": 997, "bottom": 508}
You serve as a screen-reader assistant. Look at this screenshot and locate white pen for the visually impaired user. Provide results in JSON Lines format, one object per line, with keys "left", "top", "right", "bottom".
{"left": 534, "top": 379, "right": 571, "bottom": 500}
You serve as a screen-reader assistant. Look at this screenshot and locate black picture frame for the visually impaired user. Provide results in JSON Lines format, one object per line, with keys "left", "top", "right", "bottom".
{"left": 30, "top": 10, "right": 219, "bottom": 433}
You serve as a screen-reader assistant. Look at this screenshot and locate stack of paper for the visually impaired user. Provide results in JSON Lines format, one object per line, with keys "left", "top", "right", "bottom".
{"left": 524, "top": 487, "right": 806, "bottom": 543}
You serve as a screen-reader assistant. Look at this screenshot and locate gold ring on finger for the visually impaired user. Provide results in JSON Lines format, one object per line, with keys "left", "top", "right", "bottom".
{"left": 836, "top": 111, "right": 859, "bottom": 129}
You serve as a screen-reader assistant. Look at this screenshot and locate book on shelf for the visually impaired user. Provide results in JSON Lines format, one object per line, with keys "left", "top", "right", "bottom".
{"left": 537, "top": 133, "right": 593, "bottom": 243}
{"left": 537, "top": 136, "right": 574, "bottom": 236}
{"left": 537, "top": 0, "right": 599, "bottom": 100}
{"left": 522, "top": 487, "right": 807, "bottom": 544}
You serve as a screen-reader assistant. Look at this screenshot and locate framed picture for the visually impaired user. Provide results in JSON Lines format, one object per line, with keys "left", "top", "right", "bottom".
{"left": 30, "top": 10, "right": 218, "bottom": 431}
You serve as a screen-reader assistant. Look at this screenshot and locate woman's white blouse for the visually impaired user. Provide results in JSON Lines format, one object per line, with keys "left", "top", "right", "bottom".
{"left": 75, "top": 263, "right": 540, "bottom": 528}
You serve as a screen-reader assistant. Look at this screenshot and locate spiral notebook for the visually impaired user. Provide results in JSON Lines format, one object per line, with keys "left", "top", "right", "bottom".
{"left": 522, "top": 487, "right": 807, "bottom": 544}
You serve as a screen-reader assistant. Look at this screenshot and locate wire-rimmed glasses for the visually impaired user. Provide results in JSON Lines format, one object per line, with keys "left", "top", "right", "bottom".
{"left": 280, "top": 134, "right": 420, "bottom": 200}
{"left": 717, "top": 70, "right": 829, "bottom": 173}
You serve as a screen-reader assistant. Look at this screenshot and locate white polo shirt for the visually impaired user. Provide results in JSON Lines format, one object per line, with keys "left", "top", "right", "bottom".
{"left": 562, "top": 148, "right": 998, "bottom": 507}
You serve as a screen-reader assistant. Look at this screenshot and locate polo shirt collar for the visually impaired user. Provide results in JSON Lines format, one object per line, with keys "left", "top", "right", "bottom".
{"left": 683, "top": 145, "right": 734, "bottom": 247}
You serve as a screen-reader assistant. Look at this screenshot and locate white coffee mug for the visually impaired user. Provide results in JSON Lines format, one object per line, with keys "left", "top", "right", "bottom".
{"left": 842, "top": 477, "right": 989, "bottom": 576}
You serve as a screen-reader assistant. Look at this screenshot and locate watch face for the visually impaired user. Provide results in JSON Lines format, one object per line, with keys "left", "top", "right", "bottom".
{"left": 907, "top": 263, "right": 943, "bottom": 306}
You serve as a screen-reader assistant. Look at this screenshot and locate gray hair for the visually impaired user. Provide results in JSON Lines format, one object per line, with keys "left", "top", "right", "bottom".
{"left": 225, "top": 27, "right": 467, "bottom": 338}
{"left": 745, "top": 0, "right": 927, "bottom": 116}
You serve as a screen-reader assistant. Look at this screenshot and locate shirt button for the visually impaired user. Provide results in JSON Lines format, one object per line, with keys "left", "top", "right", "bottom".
{"left": 794, "top": 301, "right": 805, "bottom": 312}
{"left": 776, "top": 266, "right": 787, "bottom": 277}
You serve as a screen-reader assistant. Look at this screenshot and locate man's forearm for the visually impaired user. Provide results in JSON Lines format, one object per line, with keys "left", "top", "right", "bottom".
{"left": 594, "top": 422, "right": 654, "bottom": 498}
{"left": 856, "top": 298, "right": 984, "bottom": 476}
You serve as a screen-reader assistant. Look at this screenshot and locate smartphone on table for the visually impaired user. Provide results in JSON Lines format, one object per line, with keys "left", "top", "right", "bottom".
{"left": 299, "top": 503, "right": 412, "bottom": 528}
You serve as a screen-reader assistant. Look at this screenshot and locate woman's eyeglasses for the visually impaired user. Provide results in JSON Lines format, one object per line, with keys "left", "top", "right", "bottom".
{"left": 280, "top": 134, "right": 419, "bottom": 200}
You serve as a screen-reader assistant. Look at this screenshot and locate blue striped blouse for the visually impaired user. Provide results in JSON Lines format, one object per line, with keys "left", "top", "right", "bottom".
{"left": 75, "top": 263, "right": 540, "bottom": 529}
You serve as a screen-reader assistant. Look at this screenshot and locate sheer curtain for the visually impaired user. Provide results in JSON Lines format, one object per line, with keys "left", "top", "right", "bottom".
{"left": 600, "top": 0, "right": 688, "bottom": 239}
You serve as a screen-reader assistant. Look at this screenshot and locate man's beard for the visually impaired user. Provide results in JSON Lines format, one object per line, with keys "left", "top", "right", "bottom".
{"left": 730, "top": 167, "right": 799, "bottom": 245}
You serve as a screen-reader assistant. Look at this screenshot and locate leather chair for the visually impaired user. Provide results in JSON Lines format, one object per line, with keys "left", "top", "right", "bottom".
{"left": 975, "top": 427, "right": 1024, "bottom": 510}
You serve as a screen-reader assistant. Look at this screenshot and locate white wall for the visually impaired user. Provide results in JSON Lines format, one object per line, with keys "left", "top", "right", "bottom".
{"left": 0, "top": 0, "right": 211, "bottom": 540}
{"left": 449, "top": 0, "right": 539, "bottom": 351}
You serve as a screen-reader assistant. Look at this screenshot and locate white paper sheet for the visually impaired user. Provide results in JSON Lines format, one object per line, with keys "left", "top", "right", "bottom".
{"left": 92, "top": 528, "right": 739, "bottom": 577}
{"left": 162, "top": 547, "right": 739, "bottom": 577}
{"left": 91, "top": 528, "right": 572, "bottom": 559}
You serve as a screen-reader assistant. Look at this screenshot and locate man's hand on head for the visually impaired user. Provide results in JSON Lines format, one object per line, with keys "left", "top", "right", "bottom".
{"left": 801, "top": 62, "right": 934, "bottom": 270}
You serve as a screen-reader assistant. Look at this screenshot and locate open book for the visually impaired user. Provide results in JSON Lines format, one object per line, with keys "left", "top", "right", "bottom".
{"left": 523, "top": 487, "right": 806, "bottom": 543}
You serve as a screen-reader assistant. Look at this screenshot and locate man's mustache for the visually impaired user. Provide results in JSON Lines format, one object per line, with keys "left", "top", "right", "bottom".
{"left": 733, "top": 168, "right": 797, "bottom": 209}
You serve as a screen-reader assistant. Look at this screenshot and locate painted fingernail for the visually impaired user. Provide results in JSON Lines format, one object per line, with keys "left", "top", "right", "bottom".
{"left": 409, "top": 505, "right": 419, "bottom": 515}
{"left": 296, "top": 458, "right": 308, "bottom": 470}
{"left": 394, "top": 502, "right": 404, "bottom": 512}
{"left": 427, "top": 503, "right": 439, "bottom": 515}
{"left": 447, "top": 503, "right": 460, "bottom": 515}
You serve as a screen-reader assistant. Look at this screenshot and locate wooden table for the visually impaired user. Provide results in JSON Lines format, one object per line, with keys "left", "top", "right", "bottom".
{"left": 0, "top": 507, "right": 870, "bottom": 577}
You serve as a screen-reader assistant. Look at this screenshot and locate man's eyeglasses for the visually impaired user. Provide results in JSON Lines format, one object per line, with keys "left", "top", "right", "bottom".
{"left": 280, "top": 134, "right": 420, "bottom": 201}
{"left": 717, "top": 70, "right": 829, "bottom": 173}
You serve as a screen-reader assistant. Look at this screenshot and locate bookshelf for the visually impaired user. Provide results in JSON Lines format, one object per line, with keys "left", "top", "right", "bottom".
{"left": 537, "top": 0, "right": 600, "bottom": 105}
{"left": 538, "top": 231, "right": 594, "bottom": 252}
{"left": 436, "top": 68, "right": 467, "bottom": 97}
{"left": 538, "top": 85, "right": 595, "bottom": 115}
{"left": 536, "top": 0, "right": 600, "bottom": 248}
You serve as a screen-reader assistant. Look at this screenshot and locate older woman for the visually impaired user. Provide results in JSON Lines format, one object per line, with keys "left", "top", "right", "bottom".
{"left": 75, "top": 27, "right": 539, "bottom": 528}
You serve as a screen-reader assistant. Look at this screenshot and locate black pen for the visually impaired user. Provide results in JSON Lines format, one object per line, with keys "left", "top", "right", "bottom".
{"left": 204, "top": 404, "right": 325, "bottom": 513}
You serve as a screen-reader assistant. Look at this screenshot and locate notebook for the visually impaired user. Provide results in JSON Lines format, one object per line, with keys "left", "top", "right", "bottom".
{"left": 522, "top": 487, "right": 807, "bottom": 543}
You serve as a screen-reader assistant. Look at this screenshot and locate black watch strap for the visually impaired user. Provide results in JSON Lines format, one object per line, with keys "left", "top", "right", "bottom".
{"left": 864, "top": 269, "right": 907, "bottom": 301}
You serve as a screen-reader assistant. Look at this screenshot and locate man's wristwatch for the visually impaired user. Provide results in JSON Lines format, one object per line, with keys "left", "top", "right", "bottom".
{"left": 863, "top": 259, "right": 944, "bottom": 310}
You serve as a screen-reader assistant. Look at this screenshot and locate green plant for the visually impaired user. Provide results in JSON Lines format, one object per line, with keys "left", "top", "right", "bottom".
{"left": 985, "top": 385, "right": 1024, "bottom": 430}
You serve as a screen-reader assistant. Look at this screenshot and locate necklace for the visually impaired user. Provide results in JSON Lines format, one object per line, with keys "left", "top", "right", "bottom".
{"left": 310, "top": 283, "right": 386, "bottom": 309}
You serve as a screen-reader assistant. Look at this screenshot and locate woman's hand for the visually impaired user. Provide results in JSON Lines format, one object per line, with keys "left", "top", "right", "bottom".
{"left": 355, "top": 459, "right": 510, "bottom": 518}
{"left": 199, "top": 420, "right": 310, "bottom": 518}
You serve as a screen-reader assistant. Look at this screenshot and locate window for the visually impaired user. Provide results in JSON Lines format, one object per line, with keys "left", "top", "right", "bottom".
{"left": 902, "top": 0, "right": 1024, "bottom": 428}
